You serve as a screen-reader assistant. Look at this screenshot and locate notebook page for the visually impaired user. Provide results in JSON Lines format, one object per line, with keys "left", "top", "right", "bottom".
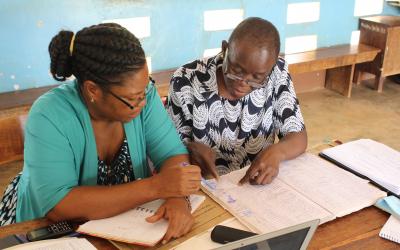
{"left": 4, "top": 238, "right": 96, "bottom": 250}
{"left": 379, "top": 215, "right": 400, "bottom": 244}
{"left": 77, "top": 195, "right": 205, "bottom": 246}
{"left": 201, "top": 167, "right": 334, "bottom": 234}
{"left": 278, "top": 153, "right": 387, "bottom": 217}
{"left": 321, "top": 139, "right": 400, "bottom": 195}
{"left": 78, "top": 199, "right": 167, "bottom": 246}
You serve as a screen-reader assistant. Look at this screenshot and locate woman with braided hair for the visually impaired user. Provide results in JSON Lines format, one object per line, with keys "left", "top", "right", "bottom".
{"left": 0, "top": 23, "right": 201, "bottom": 243}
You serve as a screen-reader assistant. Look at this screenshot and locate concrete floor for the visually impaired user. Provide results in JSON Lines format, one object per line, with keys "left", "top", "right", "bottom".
{"left": 299, "top": 78, "right": 400, "bottom": 151}
{"left": 1, "top": 78, "right": 399, "bottom": 198}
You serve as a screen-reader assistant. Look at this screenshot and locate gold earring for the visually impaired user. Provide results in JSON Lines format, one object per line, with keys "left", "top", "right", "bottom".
{"left": 90, "top": 97, "right": 94, "bottom": 103}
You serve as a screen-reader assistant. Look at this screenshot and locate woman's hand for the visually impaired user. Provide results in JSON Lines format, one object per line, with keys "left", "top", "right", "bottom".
{"left": 155, "top": 164, "right": 201, "bottom": 198}
{"left": 239, "top": 145, "right": 284, "bottom": 185}
{"left": 187, "top": 142, "right": 219, "bottom": 180}
{"left": 146, "top": 197, "right": 194, "bottom": 244}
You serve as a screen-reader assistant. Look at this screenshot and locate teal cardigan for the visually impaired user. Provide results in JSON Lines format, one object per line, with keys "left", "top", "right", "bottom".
{"left": 16, "top": 81, "right": 188, "bottom": 222}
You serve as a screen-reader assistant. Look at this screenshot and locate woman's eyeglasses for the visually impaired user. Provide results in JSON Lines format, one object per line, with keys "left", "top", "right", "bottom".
{"left": 222, "top": 49, "right": 271, "bottom": 89}
{"left": 104, "top": 77, "right": 155, "bottom": 110}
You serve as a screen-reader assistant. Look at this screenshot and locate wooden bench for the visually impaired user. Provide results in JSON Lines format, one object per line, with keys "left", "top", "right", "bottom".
{"left": 0, "top": 114, "right": 27, "bottom": 165}
{"left": 0, "top": 43, "right": 380, "bottom": 112}
{"left": 151, "top": 44, "right": 381, "bottom": 98}
{"left": 284, "top": 43, "right": 380, "bottom": 97}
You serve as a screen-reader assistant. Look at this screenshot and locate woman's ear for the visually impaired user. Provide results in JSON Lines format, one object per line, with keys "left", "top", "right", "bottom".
{"left": 83, "top": 80, "right": 101, "bottom": 102}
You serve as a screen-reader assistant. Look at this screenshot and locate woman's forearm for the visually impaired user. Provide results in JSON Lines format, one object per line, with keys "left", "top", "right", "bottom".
{"left": 47, "top": 154, "right": 196, "bottom": 222}
{"left": 46, "top": 176, "right": 160, "bottom": 222}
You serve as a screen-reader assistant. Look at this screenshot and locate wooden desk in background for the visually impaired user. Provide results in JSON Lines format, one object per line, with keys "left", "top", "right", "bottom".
{"left": 356, "top": 15, "right": 400, "bottom": 92}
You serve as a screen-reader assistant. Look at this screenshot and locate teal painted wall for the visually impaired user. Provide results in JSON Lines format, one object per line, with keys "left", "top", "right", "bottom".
{"left": 0, "top": 0, "right": 399, "bottom": 93}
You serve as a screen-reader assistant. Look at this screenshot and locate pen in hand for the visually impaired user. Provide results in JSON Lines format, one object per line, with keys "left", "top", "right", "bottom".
{"left": 181, "top": 162, "right": 219, "bottom": 182}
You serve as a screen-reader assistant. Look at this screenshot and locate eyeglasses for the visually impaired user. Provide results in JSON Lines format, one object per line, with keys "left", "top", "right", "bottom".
{"left": 104, "top": 77, "right": 155, "bottom": 110}
{"left": 222, "top": 49, "right": 271, "bottom": 89}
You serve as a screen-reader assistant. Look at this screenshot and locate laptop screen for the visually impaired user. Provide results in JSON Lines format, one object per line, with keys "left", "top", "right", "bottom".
{"left": 214, "top": 219, "right": 319, "bottom": 250}
{"left": 233, "top": 227, "right": 309, "bottom": 250}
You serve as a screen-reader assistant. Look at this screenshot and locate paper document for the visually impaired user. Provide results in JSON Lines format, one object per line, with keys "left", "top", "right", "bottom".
{"left": 4, "top": 238, "right": 96, "bottom": 250}
{"left": 202, "top": 165, "right": 334, "bottom": 233}
{"left": 201, "top": 153, "right": 386, "bottom": 234}
{"left": 320, "top": 139, "right": 400, "bottom": 195}
{"left": 279, "top": 153, "right": 387, "bottom": 217}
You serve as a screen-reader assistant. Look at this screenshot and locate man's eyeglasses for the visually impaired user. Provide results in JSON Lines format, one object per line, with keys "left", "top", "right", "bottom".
{"left": 222, "top": 49, "right": 271, "bottom": 89}
{"left": 104, "top": 77, "right": 155, "bottom": 110}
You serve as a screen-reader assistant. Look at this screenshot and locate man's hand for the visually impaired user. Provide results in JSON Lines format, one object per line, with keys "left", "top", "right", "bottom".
{"left": 239, "top": 145, "right": 284, "bottom": 185}
{"left": 155, "top": 164, "right": 201, "bottom": 198}
{"left": 146, "top": 197, "right": 194, "bottom": 244}
{"left": 187, "top": 142, "right": 219, "bottom": 180}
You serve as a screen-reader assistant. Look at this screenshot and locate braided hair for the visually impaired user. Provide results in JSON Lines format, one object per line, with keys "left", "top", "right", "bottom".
{"left": 48, "top": 23, "right": 146, "bottom": 87}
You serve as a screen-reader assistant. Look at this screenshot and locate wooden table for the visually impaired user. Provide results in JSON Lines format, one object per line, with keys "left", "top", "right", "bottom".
{"left": 1, "top": 143, "right": 399, "bottom": 249}
{"left": 1, "top": 198, "right": 398, "bottom": 250}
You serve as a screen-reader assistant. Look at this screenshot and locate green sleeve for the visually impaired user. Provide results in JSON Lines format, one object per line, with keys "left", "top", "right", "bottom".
{"left": 23, "top": 110, "right": 78, "bottom": 217}
{"left": 143, "top": 86, "right": 188, "bottom": 171}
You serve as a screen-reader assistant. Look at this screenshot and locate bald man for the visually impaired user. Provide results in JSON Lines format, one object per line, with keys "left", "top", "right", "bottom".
{"left": 167, "top": 17, "right": 307, "bottom": 185}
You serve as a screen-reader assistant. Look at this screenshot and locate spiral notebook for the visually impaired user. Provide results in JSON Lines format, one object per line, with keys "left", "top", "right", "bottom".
{"left": 379, "top": 215, "right": 400, "bottom": 244}
{"left": 77, "top": 195, "right": 205, "bottom": 247}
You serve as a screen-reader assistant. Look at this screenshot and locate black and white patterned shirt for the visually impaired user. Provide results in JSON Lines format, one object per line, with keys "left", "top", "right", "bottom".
{"left": 167, "top": 55, "right": 305, "bottom": 175}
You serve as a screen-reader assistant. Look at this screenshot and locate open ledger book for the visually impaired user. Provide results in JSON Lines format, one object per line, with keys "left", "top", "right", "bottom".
{"left": 77, "top": 195, "right": 205, "bottom": 247}
{"left": 320, "top": 139, "right": 400, "bottom": 197}
{"left": 201, "top": 153, "right": 386, "bottom": 234}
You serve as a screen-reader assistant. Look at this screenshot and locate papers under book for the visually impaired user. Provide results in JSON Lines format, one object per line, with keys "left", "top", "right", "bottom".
{"left": 4, "top": 238, "right": 96, "bottom": 250}
{"left": 77, "top": 195, "right": 205, "bottom": 247}
{"left": 320, "top": 139, "right": 400, "bottom": 196}
{"left": 201, "top": 153, "right": 386, "bottom": 234}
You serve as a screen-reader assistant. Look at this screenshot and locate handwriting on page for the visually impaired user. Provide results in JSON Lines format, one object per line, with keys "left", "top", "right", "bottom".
{"left": 322, "top": 139, "right": 400, "bottom": 195}
{"left": 77, "top": 195, "right": 205, "bottom": 246}
{"left": 202, "top": 168, "right": 334, "bottom": 234}
{"left": 278, "top": 153, "right": 386, "bottom": 217}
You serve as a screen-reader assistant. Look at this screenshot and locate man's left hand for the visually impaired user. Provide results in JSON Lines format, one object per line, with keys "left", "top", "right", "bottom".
{"left": 239, "top": 145, "right": 284, "bottom": 185}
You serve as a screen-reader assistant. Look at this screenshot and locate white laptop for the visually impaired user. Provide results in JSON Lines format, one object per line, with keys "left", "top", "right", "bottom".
{"left": 213, "top": 219, "right": 319, "bottom": 250}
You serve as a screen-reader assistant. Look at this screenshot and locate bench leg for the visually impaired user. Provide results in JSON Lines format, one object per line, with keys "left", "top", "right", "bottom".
{"left": 374, "top": 72, "right": 384, "bottom": 93}
{"left": 325, "top": 64, "right": 354, "bottom": 98}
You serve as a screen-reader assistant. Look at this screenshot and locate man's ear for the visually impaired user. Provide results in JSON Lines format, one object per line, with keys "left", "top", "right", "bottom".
{"left": 221, "top": 40, "right": 228, "bottom": 55}
{"left": 83, "top": 80, "right": 101, "bottom": 102}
